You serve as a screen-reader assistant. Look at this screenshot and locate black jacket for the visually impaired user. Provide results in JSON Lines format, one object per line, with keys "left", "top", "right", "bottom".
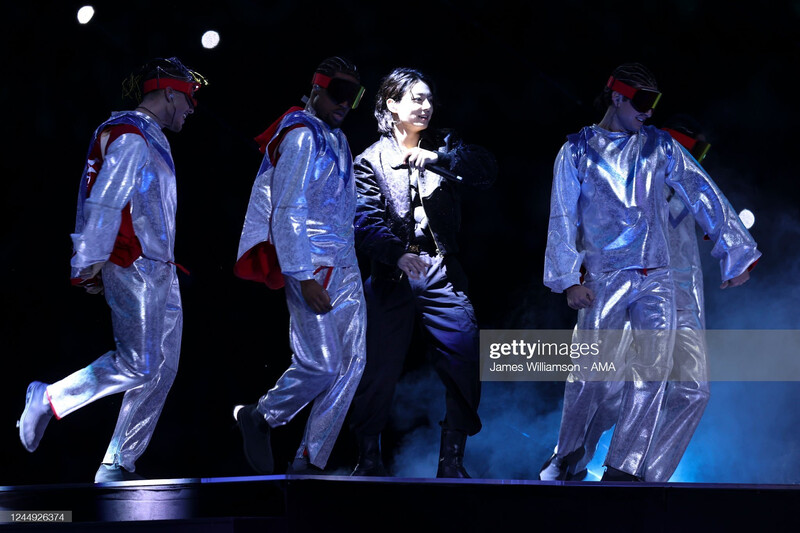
{"left": 354, "top": 129, "right": 497, "bottom": 279}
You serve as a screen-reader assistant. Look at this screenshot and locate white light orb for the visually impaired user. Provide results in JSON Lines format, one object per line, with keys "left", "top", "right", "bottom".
{"left": 201, "top": 30, "right": 220, "bottom": 49}
{"left": 77, "top": 6, "right": 95, "bottom": 24}
{"left": 739, "top": 209, "right": 755, "bottom": 229}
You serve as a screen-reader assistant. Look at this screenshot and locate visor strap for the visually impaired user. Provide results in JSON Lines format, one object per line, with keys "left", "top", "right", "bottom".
{"left": 143, "top": 78, "right": 199, "bottom": 105}
{"left": 607, "top": 76, "right": 637, "bottom": 99}
{"left": 311, "top": 73, "right": 332, "bottom": 88}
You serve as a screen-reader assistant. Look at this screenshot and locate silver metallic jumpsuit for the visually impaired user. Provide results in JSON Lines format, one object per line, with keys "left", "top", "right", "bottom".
{"left": 238, "top": 110, "right": 366, "bottom": 468}
{"left": 544, "top": 125, "right": 760, "bottom": 478}
{"left": 569, "top": 189, "right": 713, "bottom": 481}
{"left": 47, "top": 111, "right": 183, "bottom": 472}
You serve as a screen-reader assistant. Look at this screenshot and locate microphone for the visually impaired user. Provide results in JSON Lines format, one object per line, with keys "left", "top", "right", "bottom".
{"left": 391, "top": 162, "right": 462, "bottom": 182}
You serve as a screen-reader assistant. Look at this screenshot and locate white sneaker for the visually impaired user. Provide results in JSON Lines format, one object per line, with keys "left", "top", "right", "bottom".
{"left": 538, "top": 454, "right": 568, "bottom": 481}
{"left": 18, "top": 381, "right": 53, "bottom": 452}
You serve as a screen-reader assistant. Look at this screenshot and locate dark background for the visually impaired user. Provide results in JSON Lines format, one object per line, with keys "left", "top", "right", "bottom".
{"left": 2, "top": 0, "right": 799, "bottom": 485}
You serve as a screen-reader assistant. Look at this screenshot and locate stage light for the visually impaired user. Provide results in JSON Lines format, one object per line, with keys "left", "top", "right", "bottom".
{"left": 201, "top": 30, "right": 220, "bottom": 49}
{"left": 739, "top": 208, "right": 755, "bottom": 229}
{"left": 77, "top": 6, "right": 95, "bottom": 24}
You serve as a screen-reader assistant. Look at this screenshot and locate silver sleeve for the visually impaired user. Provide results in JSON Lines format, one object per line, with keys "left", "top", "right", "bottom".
{"left": 665, "top": 139, "right": 761, "bottom": 281}
{"left": 544, "top": 142, "right": 585, "bottom": 293}
{"left": 70, "top": 133, "right": 147, "bottom": 270}
{"left": 270, "top": 128, "right": 317, "bottom": 280}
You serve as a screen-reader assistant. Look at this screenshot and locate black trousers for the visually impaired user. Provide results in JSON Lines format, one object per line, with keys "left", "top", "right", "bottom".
{"left": 349, "top": 253, "right": 482, "bottom": 437}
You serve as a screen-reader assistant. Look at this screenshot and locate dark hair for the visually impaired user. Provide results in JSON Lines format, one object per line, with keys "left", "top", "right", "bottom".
{"left": 315, "top": 56, "right": 360, "bottom": 82}
{"left": 374, "top": 67, "right": 437, "bottom": 136}
{"left": 594, "top": 62, "right": 658, "bottom": 113}
{"left": 122, "top": 56, "right": 205, "bottom": 103}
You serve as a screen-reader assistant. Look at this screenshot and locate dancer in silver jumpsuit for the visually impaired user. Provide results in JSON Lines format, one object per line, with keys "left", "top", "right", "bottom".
{"left": 541, "top": 115, "right": 722, "bottom": 482}
{"left": 234, "top": 57, "right": 367, "bottom": 474}
{"left": 17, "top": 57, "right": 206, "bottom": 482}
{"left": 541, "top": 64, "right": 760, "bottom": 481}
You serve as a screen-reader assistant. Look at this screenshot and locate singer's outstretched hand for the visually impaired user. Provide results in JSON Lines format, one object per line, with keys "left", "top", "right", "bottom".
{"left": 401, "top": 147, "right": 439, "bottom": 171}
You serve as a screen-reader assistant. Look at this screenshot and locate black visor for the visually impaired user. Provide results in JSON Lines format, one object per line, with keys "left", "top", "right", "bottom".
{"left": 312, "top": 73, "right": 365, "bottom": 109}
{"left": 630, "top": 89, "right": 662, "bottom": 113}
{"left": 326, "top": 78, "right": 365, "bottom": 108}
{"left": 607, "top": 76, "right": 662, "bottom": 113}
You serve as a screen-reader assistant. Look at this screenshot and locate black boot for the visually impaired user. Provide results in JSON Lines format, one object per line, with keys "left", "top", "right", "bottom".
{"left": 351, "top": 434, "right": 387, "bottom": 476}
{"left": 235, "top": 404, "right": 274, "bottom": 475}
{"left": 436, "top": 429, "right": 471, "bottom": 478}
{"left": 601, "top": 465, "right": 640, "bottom": 482}
{"left": 286, "top": 452, "right": 324, "bottom": 475}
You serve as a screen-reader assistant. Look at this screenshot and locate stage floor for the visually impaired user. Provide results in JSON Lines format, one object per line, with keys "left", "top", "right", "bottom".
{"left": 1, "top": 474, "right": 798, "bottom": 532}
